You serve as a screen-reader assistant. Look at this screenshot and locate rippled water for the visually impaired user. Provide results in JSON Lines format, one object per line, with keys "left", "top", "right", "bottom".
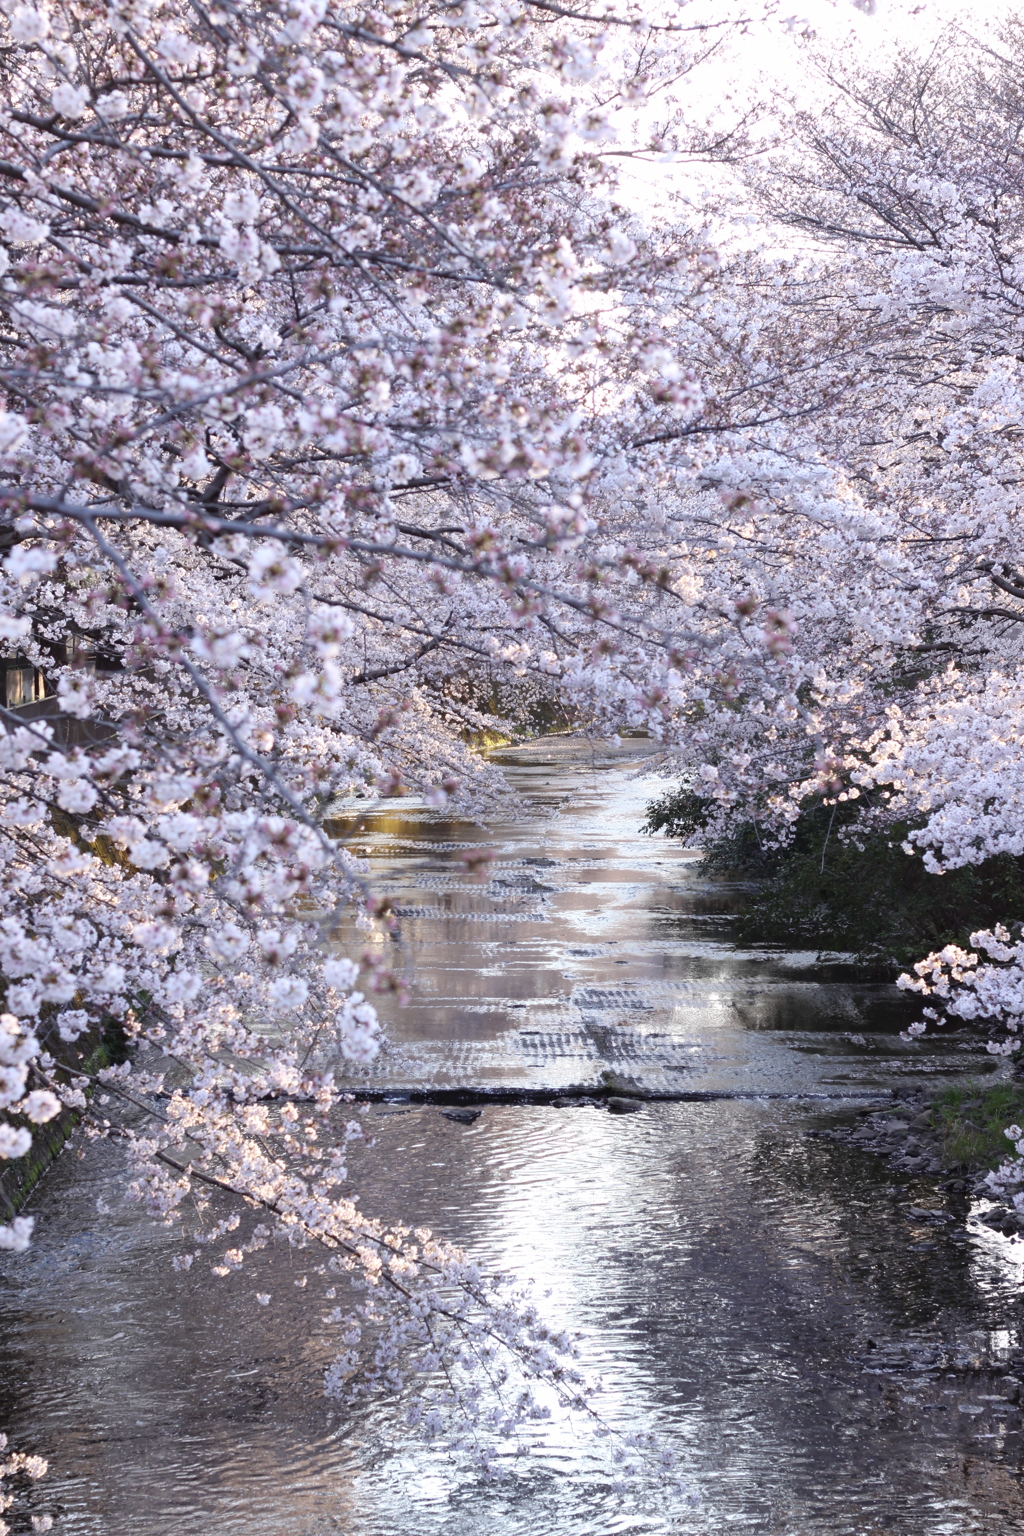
{"left": 4, "top": 737, "right": 1024, "bottom": 1534}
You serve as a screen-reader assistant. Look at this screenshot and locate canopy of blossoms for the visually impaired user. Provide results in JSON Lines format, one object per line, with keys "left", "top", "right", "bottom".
{"left": 0, "top": 0, "right": 762, "bottom": 1489}
{"left": 4, "top": 0, "right": 1024, "bottom": 1500}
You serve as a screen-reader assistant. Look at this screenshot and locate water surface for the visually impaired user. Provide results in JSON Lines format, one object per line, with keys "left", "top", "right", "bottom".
{"left": 3, "top": 737, "right": 1024, "bottom": 1534}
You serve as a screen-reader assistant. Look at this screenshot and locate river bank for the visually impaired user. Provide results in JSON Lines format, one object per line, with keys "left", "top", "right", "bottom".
{"left": 0, "top": 1023, "right": 125, "bottom": 1219}
{"left": 819, "top": 1081, "right": 1024, "bottom": 1231}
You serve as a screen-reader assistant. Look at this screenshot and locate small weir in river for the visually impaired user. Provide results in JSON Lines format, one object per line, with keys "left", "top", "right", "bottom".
{"left": 4, "top": 737, "right": 1024, "bottom": 1534}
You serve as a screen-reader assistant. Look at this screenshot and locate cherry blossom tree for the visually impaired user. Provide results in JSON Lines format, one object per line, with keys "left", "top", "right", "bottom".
{"left": 631, "top": 19, "right": 1024, "bottom": 1087}
{"left": 0, "top": 0, "right": 783, "bottom": 1489}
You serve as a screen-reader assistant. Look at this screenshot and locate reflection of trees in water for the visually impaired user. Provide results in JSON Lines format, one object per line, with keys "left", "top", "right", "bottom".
{"left": 746, "top": 1126, "right": 989, "bottom": 1329}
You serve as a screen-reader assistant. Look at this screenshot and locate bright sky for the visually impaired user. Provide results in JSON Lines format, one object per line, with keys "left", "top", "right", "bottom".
{"left": 687, "top": 0, "right": 1010, "bottom": 117}
{"left": 611, "top": 0, "right": 1013, "bottom": 215}
{"left": 730, "top": 0, "right": 995, "bottom": 57}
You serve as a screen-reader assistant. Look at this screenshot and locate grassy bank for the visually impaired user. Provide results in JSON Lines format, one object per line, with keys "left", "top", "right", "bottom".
{"left": 927, "top": 1082, "right": 1024, "bottom": 1174}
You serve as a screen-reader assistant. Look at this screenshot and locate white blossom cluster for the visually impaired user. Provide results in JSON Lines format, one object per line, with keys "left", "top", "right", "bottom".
{"left": 899, "top": 928, "right": 1024, "bottom": 1203}
{"left": 898, "top": 926, "right": 1024, "bottom": 1042}
{"left": 0, "top": 1434, "right": 49, "bottom": 1535}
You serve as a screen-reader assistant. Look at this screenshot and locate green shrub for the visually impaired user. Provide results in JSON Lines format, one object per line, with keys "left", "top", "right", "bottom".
{"left": 643, "top": 787, "right": 1024, "bottom": 971}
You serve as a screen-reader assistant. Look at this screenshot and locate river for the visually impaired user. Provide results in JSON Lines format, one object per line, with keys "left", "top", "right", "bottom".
{"left": 3, "top": 736, "right": 1024, "bottom": 1534}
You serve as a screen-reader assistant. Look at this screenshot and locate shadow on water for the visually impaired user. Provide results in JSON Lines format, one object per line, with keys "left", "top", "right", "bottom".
{"left": 3, "top": 736, "right": 1024, "bottom": 1534}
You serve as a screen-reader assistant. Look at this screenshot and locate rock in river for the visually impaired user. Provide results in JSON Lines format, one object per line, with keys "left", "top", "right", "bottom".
{"left": 607, "top": 1096, "right": 643, "bottom": 1115}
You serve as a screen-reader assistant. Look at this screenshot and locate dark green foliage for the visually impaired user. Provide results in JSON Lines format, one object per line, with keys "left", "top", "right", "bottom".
{"left": 644, "top": 785, "right": 1024, "bottom": 972}
{"left": 642, "top": 787, "right": 775, "bottom": 873}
